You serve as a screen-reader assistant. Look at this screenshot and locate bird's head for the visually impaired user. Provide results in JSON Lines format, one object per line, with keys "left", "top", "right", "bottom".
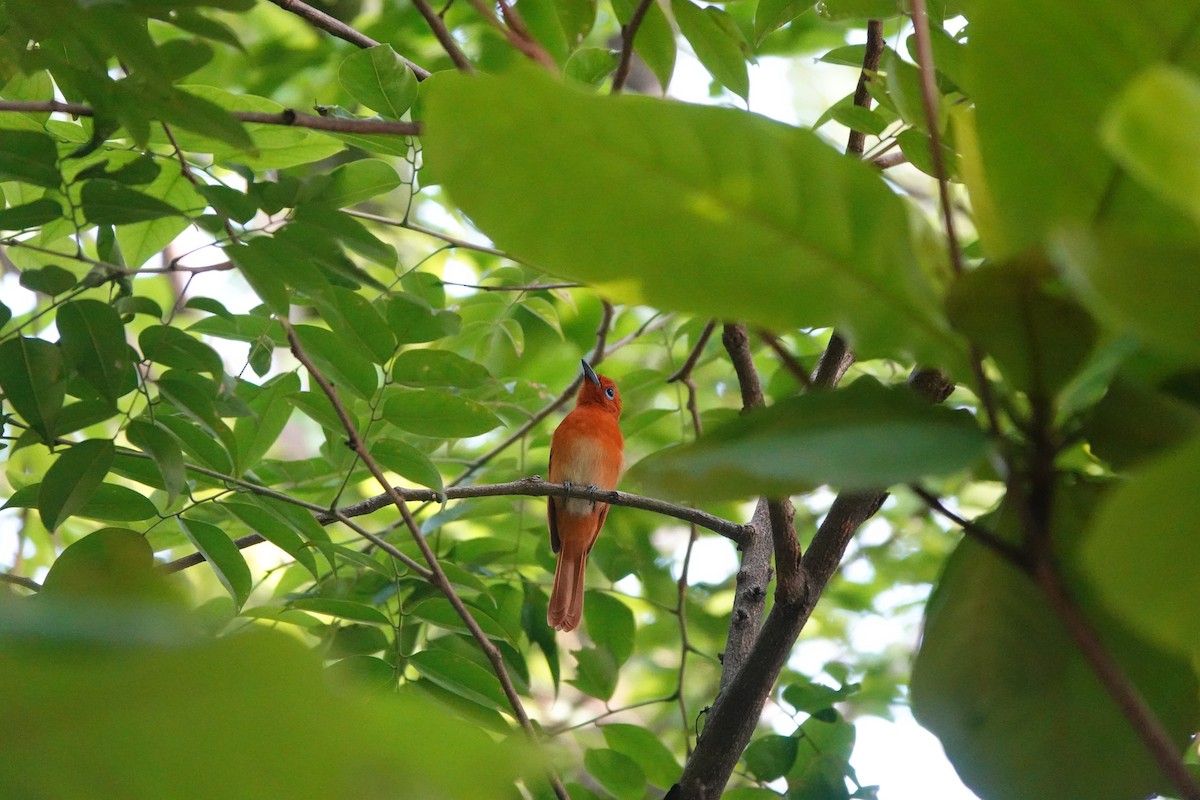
{"left": 577, "top": 359, "right": 622, "bottom": 417}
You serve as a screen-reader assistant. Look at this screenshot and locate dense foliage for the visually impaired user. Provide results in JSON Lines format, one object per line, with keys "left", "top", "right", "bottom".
{"left": 1, "top": 0, "right": 1199, "bottom": 798}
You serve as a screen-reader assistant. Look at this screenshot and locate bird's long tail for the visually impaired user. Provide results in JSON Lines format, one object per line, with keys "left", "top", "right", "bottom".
{"left": 548, "top": 538, "right": 588, "bottom": 632}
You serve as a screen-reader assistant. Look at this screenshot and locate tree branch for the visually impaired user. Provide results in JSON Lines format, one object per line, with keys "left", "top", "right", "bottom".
{"left": 611, "top": 0, "right": 655, "bottom": 93}
{"left": 265, "top": 0, "right": 432, "bottom": 79}
{"left": 0, "top": 101, "right": 422, "bottom": 136}
{"left": 0, "top": 573, "right": 41, "bottom": 592}
{"left": 410, "top": 0, "right": 475, "bottom": 73}
{"left": 846, "top": 20, "right": 884, "bottom": 159}
{"left": 756, "top": 329, "right": 812, "bottom": 389}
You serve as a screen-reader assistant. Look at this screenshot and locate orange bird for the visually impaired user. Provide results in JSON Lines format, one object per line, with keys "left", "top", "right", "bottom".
{"left": 547, "top": 359, "right": 624, "bottom": 632}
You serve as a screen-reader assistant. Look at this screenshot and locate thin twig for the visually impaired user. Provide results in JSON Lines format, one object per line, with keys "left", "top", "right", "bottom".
{"left": 411, "top": 0, "right": 475, "bottom": 72}
{"left": 346, "top": 211, "right": 512, "bottom": 258}
{"left": 0, "top": 573, "right": 41, "bottom": 592}
{"left": 666, "top": 320, "right": 716, "bottom": 384}
{"left": 756, "top": 329, "right": 812, "bottom": 389}
{"left": 846, "top": 20, "right": 885, "bottom": 158}
{"left": 908, "top": 484, "right": 1025, "bottom": 566}
{"left": 324, "top": 478, "right": 751, "bottom": 544}
{"left": 265, "top": 0, "right": 432, "bottom": 79}
{"left": 611, "top": 0, "right": 655, "bottom": 93}
{"left": 0, "top": 101, "right": 421, "bottom": 136}
{"left": 441, "top": 281, "right": 580, "bottom": 292}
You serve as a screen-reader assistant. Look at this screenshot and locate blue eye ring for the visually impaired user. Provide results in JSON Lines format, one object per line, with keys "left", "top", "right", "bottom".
{"left": 605, "top": 387, "right": 615, "bottom": 399}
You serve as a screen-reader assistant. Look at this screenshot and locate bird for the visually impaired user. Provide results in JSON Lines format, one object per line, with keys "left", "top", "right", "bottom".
{"left": 546, "top": 359, "right": 624, "bottom": 632}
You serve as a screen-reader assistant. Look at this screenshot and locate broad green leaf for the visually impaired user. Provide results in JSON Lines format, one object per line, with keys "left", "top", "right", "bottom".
{"left": 387, "top": 295, "right": 460, "bottom": 343}
{"left": 390, "top": 349, "right": 490, "bottom": 388}
{"left": 177, "top": 516, "right": 253, "bottom": 607}
{"left": 754, "top": 0, "right": 810, "bottom": 44}
{"left": 319, "top": 158, "right": 402, "bottom": 208}
{"left": 292, "top": 597, "right": 390, "bottom": 625}
{"left": 293, "top": 324, "right": 379, "bottom": 400}
{"left": 227, "top": 241, "right": 290, "bottom": 316}
{"left": 0, "top": 197, "right": 63, "bottom": 230}
{"left": 671, "top": 0, "right": 750, "bottom": 102}
{"left": 787, "top": 714, "right": 854, "bottom": 799}
{"left": 223, "top": 501, "right": 320, "bottom": 578}
{"left": 818, "top": 44, "right": 867, "bottom": 68}
{"left": 38, "top": 527, "right": 173, "bottom": 602}
{"left": 424, "top": 69, "right": 955, "bottom": 363}
{"left": 140, "top": 324, "right": 224, "bottom": 375}
{"left": 407, "top": 598, "right": 511, "bottom": 641}
{"left": 1082, "top": 377, "right": 1200, "bottom": 469}
{"left": 1101, "top": 65, "right": 1200, "bottom": 224}
{"left": 115, "top": 160, "right": 205, "bottom": 268}
{"left": 292, "top": 205, "right": 397, "bottom": 269}
{"left": 0, "top": 618, "right": 526, "bottom": 799}
{"left": 565, "top": 48, "right": 620, "bottom": 86}
{"left": 125, "top": 419, "right": 187, "bottom": 504}
{"left": 381, "top": 388, "right": 501, "bottom": 438}
{"left": 39, "top": 439, "right": 115, "bottom": 531}
{"left": 19, "top": 264, "right": 76, "bottom": 295}
{"left": 1053, "top": 228, "right": 1200, "bottom": 360}
{"left": 71, "top": 483, "right": 158, "bottom": 522}
{"left": 339, "top": 45, "right": 418, "bottom": 120}
{"left": 57, "top": 299, "right": 136, "bottom": 406}
{"left": 0, "top": 129, "right": 60, "bottom": 188}
{"left": 611, "top": 0, "right": 676, "bottom": 90}
{"left": 0, "top": 337, "right": 67, "bottom": 441}
{"left": 157, "top": 414, "right": 234, "bottom": 474}
{"left": 583, "top": 591, "right": 635, "bottom": 665}
{"left": 1082, "top": 434, "right": 1200, "bottom": 657}
{"left": 584, "top": 748, "right": 645, "bottom": 800}
{"left": 912, "top": 502, "right": 1199, "bottom": 800}
{"left": 408, "top": 649, "right": 510, "bottom": 711}
{"left": 519, "top": 0, "right": 571, "bottom": 65}
{"left": 81, "top": 180, "right": 182, "bottom": 225}
{"left": 567, "top": 645, "right": 618, "bottom": 700}
{"left": 945, "top": 260, "right": 1097, "bottom": 399}
{"left": 246, "top": 494, "right": 332, "bottom": 545}
{"left": 600, "top": 724, "right": 681, "bottom": 788}
{"left": 633, "top": 378, "right": 985, "bottom": 500}
{"left": 197, "top": 184, "right": 258, "bottom": 223}
{"left": 815, "top": 0, "right": 901, "bottom": 19}
{"left": 234, "top": 372, "right": 299, "bottom": 470}
{"left": 321, "top": 288, "right": 396, "bottom": 365}
{"left": 744, "top": 734, "right": 798, "bottom": 782}
{"left": 882, "top": 49, "right": 932, "bottom": 132}
{"left": 967, "top": 0, "right": 1200, "bottom": 255}
{"left": 371, "top": 437, "right": 444, "bottom": 493}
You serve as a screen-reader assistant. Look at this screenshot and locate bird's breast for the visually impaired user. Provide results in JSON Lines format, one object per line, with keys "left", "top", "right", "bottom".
{"left": 550, "top": 419, "right": 623, "bottom": 517}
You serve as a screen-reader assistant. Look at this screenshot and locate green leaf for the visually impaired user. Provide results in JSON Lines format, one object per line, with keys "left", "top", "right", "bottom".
{"left": 1053, "top": 228, "right": 1200, "bottom": 360}
{"left": 387, "top": 295, "right": 460, "bottom": 343}
{"left": 57, "top": 299, "right": 136, "bottom": 407}
{"left": 125, "top": 419, "right": 187, "bottom": 504}
{"left": 291, "top": 597, "right": 390, "bottom": 625}
{"left": 381, "top": 388, "right": 501, "bottom": 438}
{"left": 671, "top": 0, "right": 750, "bottom": 102}
{"left": 408, "top": 649, "right": 510, "bottom": 711}
{"left": 565, "top": 48, "right": 620, "bottom": 86}
{"left": 177, "top": 516, "right": 253, "bottom": 607}
{"left": 234, "top": 372, "right": 299, "bottom": 470}
{"left": 945, "top": 260, "right": 1097, "bottom": 399}
{"left": 19, "top": 264, "right": 76, "bottom": 295}
{"left": 1082, "top": 434, "right": 1200, "bottom": 656}
{"left": 882, "top": 49, "right": 932, "bottom": 132}
{"left": 339, "top": 45, "right": 418, "bottom": 120}
{"left": 600, "top": 723, "right": 682, "bottom": 788}
{"left": 787, "top": 714, "right": 855, "bottom": 800}
{"left": 139, "top": 324, "right": 224, "bottom": 375}
{"left": 371, "top": 437, "right": 444, "bottom": 493}
{"left": 408, "top": 598, "right": 512, "bottom": 641}
{"left": 156, "top": 414, "right": 233, "bottom": 474}
{"left": 390, "top": 349, "right": 490, "bottom": 388}
{"left": 754, "top": 0, "right": 809, "bottom": 44}
{"left": 115, "top": 160, "right": 205, "bottom": 269}
{"left": 423, "top": 69, "right": 955, "bottom": 363}
{"left": 912, "top": 500, "right": 1199, "bottom": 800}
{"left": 583, "top": 591, "right": 635, "bottom": 665}
{"left": 1082, "top": 377, "right": 1200, "bottom": 469}
{"left": 39, "top": 439, "right": 115, "bottom": 531}
{"left": 0, "top": 336, "right": 67, "bottom": 441}
{"left": 227, "top": 241, "right": 290, "bottom": 316}
{"left": 1101, "top": 65, "right": 1200, "bottom": 223}
{"left": 744, "top": 734, "right": 798, "bottom": 782}
{"left": 0, "top": 129, "right": 61, "bottom": 188}
{"left": 319, "top": 158, "right": 402, "bottom": 208}
{"left": 633, "top": 378, "right": 986, "bottom": 500}
{"left": 222, "top": 501, "right": 320, "bottom": 579}
{"left": 0, "top": 197, "right": 63, "bottom": 230}
{"left": 567, "top": 645, "right": 618, "bottom": 700}
{"left": 81, "top": 180, "right": 183, "bottom": 225}
{"left": 38, "top": 527, "right": 173, "bottom": 602}
{"left": 293, "top": 324, "right": 379, "bottom": 400}
{"left": 966, "top": 0, "right": 1199, "bottom": 255}
{"left": 292, "top": 205, "right": 397, "bottom": 269}
{"left": 584, "top": 748, "right": 645, "bottom": 800}
{"left": 815, "top": 0, "right": 901, "bottom": 19}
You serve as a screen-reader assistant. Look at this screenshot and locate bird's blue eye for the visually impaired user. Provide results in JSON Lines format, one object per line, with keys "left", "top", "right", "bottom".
{"left": 605, "top": 387, "right": 615, "bottom": 399}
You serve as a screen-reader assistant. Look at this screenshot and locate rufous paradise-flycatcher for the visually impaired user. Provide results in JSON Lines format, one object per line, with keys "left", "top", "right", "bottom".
{"left": 546, "top": 359, "right": 624, "bottom": 632}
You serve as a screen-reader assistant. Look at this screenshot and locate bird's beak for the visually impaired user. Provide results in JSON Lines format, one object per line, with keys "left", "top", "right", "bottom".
{"left": 581, "top": 359, "right": 600, "bottom": 386}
